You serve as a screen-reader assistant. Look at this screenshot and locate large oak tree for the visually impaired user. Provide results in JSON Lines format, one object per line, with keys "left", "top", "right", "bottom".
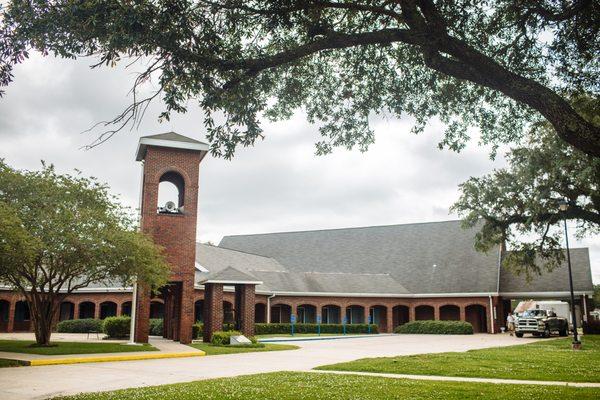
{"left": 452, "top": 96, "right": 599, "bottom": 278}
{"left": 0, "top": 1, "right": 598, "bottom": 157}
{"left": 0, "top": 160, "right": 170, "bottom": 345}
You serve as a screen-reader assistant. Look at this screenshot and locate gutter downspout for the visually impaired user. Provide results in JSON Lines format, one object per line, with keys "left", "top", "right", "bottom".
{"left": 489, "top": 295, "right": 495, "bottom": 334}
{"left": 267, "top": 294, "right": 276, "bottom": 323}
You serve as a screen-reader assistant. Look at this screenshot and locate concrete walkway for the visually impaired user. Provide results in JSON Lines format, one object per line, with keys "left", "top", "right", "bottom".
{"left": 310, "top": 369, "right": 600, "bottom": 388}
{"left": 0, "top": 334, "right": 551, "bottom": 400}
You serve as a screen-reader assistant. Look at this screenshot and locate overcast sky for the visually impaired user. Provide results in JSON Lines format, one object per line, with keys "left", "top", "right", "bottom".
{"left": 1, "top": 53, "right": 598, "bottom": 283}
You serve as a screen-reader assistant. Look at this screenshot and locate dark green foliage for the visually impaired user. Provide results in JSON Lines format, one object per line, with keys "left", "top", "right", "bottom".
{"left": 149, "top": 319, "right": 163, "bottom": 336}
{"left": 192, "top": 322, "right": 236, "bottom": 339}
{"left": 211, "top": 330, "right": 242, "bottom": 346}
{"left": 453, "top": 101, "right": 600, "bottom": 278}
{"left": 582, "top": 320, "right": 600, "bottom": 335}
{"left": 102, "top": 316, "right": 131, "bottom": 339}
{"left": 1, "top": 2, "right": 598, "bottom": 157}
{"left": 395, "top": 320, "right": 473, "bottom": 335}
{"left": 255, "top": 323, "right": 378, "bottom": 335}
{"left": 56, "top": 319, "right": 103, "bottom": 333}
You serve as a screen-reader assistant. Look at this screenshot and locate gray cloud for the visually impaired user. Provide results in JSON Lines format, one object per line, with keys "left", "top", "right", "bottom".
{"left": 1, "top": 53, "right": 598, "bottom": 283}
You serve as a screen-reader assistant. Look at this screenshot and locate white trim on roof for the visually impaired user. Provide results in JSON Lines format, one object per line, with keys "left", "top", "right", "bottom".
{"left": 136, "top": 137, "right": 209, "bottom": 161}
{"left": 254, "top": 291, "right": 499, "bottom": 298}
{"left": 201, "top": 280, "right": 263, "bottom": 285}
{"left": 499, "top": 291, "right": 594, "bottom": 297}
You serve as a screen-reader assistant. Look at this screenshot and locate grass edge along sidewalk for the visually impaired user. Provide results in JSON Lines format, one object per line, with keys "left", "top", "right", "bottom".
{"left": 188, "top": 342, "right": 298, "bottom": 355}
{"left": 0, "top": 340, "right": 158, "bottom": 356}
{"left": 316, "top": 335, "right": 600, "bottom": 383}
{"left": 52, "top": 371, "right": 599, "bottom": 400}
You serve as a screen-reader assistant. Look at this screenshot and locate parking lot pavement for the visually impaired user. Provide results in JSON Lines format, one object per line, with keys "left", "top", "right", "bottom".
{"left": 0, "top": 334, "right": 538, "bottom": 400}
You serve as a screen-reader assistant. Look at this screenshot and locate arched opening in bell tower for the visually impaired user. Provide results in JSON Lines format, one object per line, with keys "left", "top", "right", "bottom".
{"left": 157, "top": 171, "right": 185, "bottom": 214}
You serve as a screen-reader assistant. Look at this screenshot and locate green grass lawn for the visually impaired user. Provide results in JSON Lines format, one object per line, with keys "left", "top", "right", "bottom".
{"left": 0, "top": 340, "right": 157, "bottom": 355}
{"left": 188, "top": 342, "right": 298, "bottom": 355}
{"left": 0, "top": 358, "right": 26, "bottom": 368}
{"left": 53, "top": 371, "right": 599, "bottom": 400}
{"left": 317, "top": 335, "right": 600, "bottom": 382}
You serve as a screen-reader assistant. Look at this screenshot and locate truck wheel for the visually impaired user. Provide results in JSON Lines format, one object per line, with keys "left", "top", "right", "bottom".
{"left": 515, "top": 332, "right": 524, "bottom": 338}
{"left": 543, "top": 327, "right": 550, "bottom": 338}
{"left": 559, "top": 327, "right": 568, "bottom": 337}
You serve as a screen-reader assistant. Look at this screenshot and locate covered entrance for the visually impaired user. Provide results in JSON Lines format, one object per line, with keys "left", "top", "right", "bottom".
{"left": 200, "top": 266, "right": 263, "bottom": 342}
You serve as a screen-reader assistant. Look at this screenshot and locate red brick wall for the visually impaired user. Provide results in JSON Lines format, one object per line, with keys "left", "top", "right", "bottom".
{"left": 135, "top": 146, "right": 203, "bottom": 344}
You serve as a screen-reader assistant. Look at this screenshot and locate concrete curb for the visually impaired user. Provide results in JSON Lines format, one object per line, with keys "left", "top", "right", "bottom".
{"left": 260, "top": 334, "right": 395, "bottom": 343}
{"left": 28, "top": 351, "right": 205, "bottom": 366}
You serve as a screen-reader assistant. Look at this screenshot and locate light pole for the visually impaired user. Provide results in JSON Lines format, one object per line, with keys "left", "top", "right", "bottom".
{"left": 558, "top": 199, "right": 581, "bottom": 349}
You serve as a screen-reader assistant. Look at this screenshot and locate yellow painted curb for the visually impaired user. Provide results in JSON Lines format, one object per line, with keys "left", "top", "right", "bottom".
{"left": 29, "top": 351, "right": 205, "bottom": 366}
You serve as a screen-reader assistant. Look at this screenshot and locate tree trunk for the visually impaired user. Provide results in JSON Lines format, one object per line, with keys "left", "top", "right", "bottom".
{"left": 29, "top": 295, "right": 58, "bottom": 346}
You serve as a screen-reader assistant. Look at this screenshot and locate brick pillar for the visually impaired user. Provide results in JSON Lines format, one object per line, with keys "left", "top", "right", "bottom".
{"left": 364, "top": 307, "right": 371, "bottom": 325}
{"left": 409, "top": 306, "right": 415, "bottom": 322}
{"left": 459, "top": 306, "right": 466, "bottom": 322}
{"left": 203, "top": 283, "right": 224, "bottom": 342}
{"left": 237, "top": 285, "right": 256, "bottom": 337}
{"left": 7, "top": 299, "right": 15, "bottom": 332}
{"left": 179, "top": 277, "right": 194, "bottom": 344}
{"left": 116, "top": 302, "right": 122, "bottom": 317}
{"left": 434, "top": 306, "right": 440, "bottom": 321}
{"left": 93, "top": 302, "right": 100, "bottom": 320}
{"left": 134, "top": 284, "right": 151, "bottom": 343}
{"left": 386, "top": 306, "right": 394, "bottom": 333}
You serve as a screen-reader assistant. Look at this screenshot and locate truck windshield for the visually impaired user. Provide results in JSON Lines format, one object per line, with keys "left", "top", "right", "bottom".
{"left": 522, "top": 310, "right": 546, "bottom": 318}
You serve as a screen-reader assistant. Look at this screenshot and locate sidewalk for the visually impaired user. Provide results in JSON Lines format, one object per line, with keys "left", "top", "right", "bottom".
{"left": 310, "top": 369, "right": 600, "bottom": 388}
{"left": 0, "top": 337, "right": 204, "bottom": 366}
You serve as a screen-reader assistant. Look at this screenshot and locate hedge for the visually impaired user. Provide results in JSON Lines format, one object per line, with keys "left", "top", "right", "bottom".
{"left": 583, "top": 320, "right": 600, "bottom": 334}
{"left": 255, "top": 323, "right": 378, "bottom": 335}
{"left": 395, "top": 320, "right": 473, "bottom": 335}
{"left": 103, "top": 316, "right": 131, "bottom": 338}
{"left": 150, "top": 319, "right": 163, "bottom": 336}
{"left": 57, "top": 318, "right": 103, "bottom": 333}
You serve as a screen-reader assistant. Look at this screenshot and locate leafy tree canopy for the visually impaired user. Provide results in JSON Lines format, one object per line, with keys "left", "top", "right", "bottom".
{"left": 452, "top": 96, "right": 599, "bottom": 278}
{"left": 0, "top": 160, "right": 169, "bottom": 344}
{"left": 0, "top": 1, "right": 598, "bottom": 157}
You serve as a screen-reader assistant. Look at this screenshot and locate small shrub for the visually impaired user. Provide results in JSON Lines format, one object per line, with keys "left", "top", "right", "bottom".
{"left": 583, "top": 320, "right": 600, "bottom": 334}
{"left": 149, "top": 319, "right": 163, "bottom": 336}
{"left": 254, "top": 323, "right": 378, "bottom": 335}
{"left": 56, "top": 318, "right": 103, "bottom": 333}
{"left": 211, "top": 330, "right": 242, "bottom": 346}
{"left": 103, "top": 316, "right": 131, "bottom": 338}
{"left": 395, "top": 320, "right": 473, "bottom": 335}
{"left": 192, "top": 322, "right": 203, "bottom": 339}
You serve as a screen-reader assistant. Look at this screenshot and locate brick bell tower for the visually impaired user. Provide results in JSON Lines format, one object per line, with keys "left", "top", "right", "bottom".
{"left": 134, "top": 132, "right": 208, "bottom": 344}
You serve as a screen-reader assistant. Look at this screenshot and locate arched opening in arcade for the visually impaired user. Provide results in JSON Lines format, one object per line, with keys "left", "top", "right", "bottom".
{"left": 59, "top": 301, "right": 75, "bottom": 321}
{"left": 297, "top": 304, "right": 317, "bottom": 323}
{"left": 78, "top": 302, "right": 95, "bottom": 319}
{"left": 465, "top": 304, "right": 488, "bottom": 333}
{"left": 255, "top": 303, "right": 266, "bottom": 323}
{"left": 415, "top": 305, "right": 434, "bottom": 320}
{"left": 99, "top": 301, "right": 117, "bottom": 319}
{"left": 0, "top": 300, "right": 9, "bottom": 332}
{"left": 270, "top": 304, "right": 291, "bottom": 323}
{"left": 439, "top": 304, "right": 461, "bottom": 321}
{"left": 14, "top": 301, "right": 31, "bottom": 331}
{"left": 369, "top": 305, "right": 388, "bottom": 331}
{"left": 321, "top": 305, "right": 341, "bottom": 324}
{"left": 392, "top": 305, "right": 409, "bottom": 329}
{"left": 346, "top": 305, "right": 365, "bottom": 324}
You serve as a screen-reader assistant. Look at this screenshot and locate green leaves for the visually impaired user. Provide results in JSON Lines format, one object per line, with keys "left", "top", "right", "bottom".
{"left": 0, "top": 159, "right": 169, "bottom": 292}
{"left": 1, "top": 1, "right": 598, "bottom": 157}
{"left": 452, "top": 98, "right": 600, "bottom": 278}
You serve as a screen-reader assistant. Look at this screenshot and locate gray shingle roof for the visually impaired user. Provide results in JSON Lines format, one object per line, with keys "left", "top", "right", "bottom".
{"left": 219, "top": 220, "right": 502, "bottom": 294}
{"left": 142, "top": 132, "right": 208, "bottom": 144}
{"left": 198, "top": 266, "right": 262, "bottom": 284}
{"left": 499, "top": 248, "right": 593, "bottom": 294}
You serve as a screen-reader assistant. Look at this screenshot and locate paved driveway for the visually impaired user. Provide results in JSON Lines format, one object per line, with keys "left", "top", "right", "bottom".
{"left": 1, "top": 334, "right": 537, "bottom": 400}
